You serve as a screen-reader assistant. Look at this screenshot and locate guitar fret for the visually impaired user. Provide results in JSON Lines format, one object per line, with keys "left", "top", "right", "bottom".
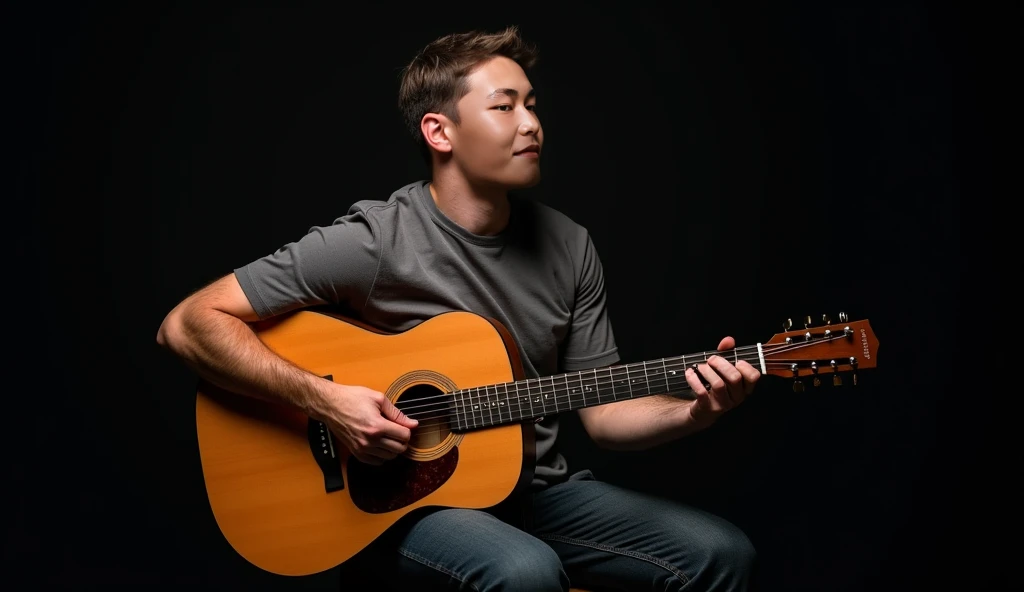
{"left": 501, "top": 382, "right": 512, "bottom": 424}
{"left": 534, "top": 378, "right": 546, "bottom": 417}
{"left": 460, "top": 389, "right": 468, "bottom": 429}
{"left": 521, "top": 379, "right": 532, "bottom": 421}
{"left": 494, "top": 384, "right": 502, "bottom": 424}
{"left": 490, "top": 384, "right": 498, "bottom": 425}
{"left": 511, "top": 381, "right": 521, "bottom": 422}
{"left": 641, "top": 361, "right": 651, "bottom": 397}
{"left": 486, "top": 385, "right": 496, "bottom": 427}
{"left": 519, "top": 381, "right": 529, "bottom": 420}
{"left": 460, "top": 388, "right": 466, "bottom": 428}
{"left": 475, "top": 386, "right": 485, "bottom": 428}
{"left": 521, "top": 378, "right": 528, "bottom": 419}
{"left": 483, "top": 385, "right": 491, "bottom": 426}
{"left": 471, "top": 385, "right": 479, "bottom": 426}
{"left": 494, "top": 383, "right": 501, "bottom": 424}
{"left": 660, "top": 358, "right": 672, "bottom": 394}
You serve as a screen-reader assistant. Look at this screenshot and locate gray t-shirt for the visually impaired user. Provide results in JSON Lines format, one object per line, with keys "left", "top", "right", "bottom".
{"left": 234, "top": 180, "right": 620, "bottom": 489}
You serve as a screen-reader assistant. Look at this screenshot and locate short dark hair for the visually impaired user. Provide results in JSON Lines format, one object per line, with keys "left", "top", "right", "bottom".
{"left": 398, "top": 26, "right": 539, "bottom": 165}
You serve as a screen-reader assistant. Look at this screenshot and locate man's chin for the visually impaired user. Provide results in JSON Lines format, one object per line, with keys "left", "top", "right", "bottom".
{"left": 508, "top": 173, "right": 541, "bottom": 190}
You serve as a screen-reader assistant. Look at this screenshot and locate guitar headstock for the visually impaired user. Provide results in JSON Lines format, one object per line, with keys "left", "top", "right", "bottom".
{"left": 761, "top": 313, "right": 879, "bottom": 391}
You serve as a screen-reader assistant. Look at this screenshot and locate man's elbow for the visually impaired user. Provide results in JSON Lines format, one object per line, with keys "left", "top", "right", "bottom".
{"left": 156, "top": 308, "right": 184, "bottom": 352}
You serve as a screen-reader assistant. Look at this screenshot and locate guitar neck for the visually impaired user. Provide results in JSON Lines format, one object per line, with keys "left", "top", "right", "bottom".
{"left": 448, "top": 315, "right": 878, "bottom": 431}
{"left": 450, "top": 349, "right": 741, "bottom": 431}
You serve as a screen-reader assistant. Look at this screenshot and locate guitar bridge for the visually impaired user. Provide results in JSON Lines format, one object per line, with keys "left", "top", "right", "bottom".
{"left": 307, "top": 374, "right": 344, "bottom": 493}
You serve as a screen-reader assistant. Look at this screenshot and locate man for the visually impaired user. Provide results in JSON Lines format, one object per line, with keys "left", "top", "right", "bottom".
{"left": 157, "top": 26, "right": 760, "bottom": 591}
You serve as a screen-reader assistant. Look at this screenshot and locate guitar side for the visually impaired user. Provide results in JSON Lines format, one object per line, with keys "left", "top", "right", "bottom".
{"left": 195, "top": 310, "right": 533, "bottom": 576}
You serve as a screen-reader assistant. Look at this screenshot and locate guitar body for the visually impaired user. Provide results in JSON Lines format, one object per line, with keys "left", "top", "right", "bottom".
{"left": 196, "top": 309, "right": 535, "bottom": 577}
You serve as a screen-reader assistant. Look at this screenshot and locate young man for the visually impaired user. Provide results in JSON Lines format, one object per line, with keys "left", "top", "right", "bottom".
{"left": 157, "top": 26, "right": 760, "bottom": 591}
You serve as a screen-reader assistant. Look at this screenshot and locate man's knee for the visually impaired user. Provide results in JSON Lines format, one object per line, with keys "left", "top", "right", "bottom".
{"left": 714, "top": 530, "right": 756, "bottom": 574}
{"left": 694, "top": 527, "right": 756, "bottom": 590}
{"left": 483, "top": 541, "right": 567, "bottom": 591}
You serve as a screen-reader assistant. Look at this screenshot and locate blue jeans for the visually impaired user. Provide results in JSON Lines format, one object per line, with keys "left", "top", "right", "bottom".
{"left": 370, "top": 470, "right": 755, "bottom": 591}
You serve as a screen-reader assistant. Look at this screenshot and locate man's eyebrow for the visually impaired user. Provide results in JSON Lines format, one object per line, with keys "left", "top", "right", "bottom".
{"left": 486, "top": 88, "right": 536, "bottom": 99}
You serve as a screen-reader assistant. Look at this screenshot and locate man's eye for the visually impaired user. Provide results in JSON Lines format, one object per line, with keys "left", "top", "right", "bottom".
{"left": 495, "top": 105, "right": 513, "bottom": 111}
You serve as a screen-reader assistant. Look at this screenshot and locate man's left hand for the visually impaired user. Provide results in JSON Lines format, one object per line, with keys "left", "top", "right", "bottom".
{"left": 684, "top": 336, "right": 761, "bottom": 424}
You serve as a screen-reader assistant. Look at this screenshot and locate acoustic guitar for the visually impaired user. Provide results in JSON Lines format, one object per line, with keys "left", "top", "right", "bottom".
{"left": 195, "top": 309, "right": 879, "bottom": 576}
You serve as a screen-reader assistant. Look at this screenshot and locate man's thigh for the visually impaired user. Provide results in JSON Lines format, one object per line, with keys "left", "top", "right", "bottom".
{"left": 367, "top": 506, "right": 568, "bottom": 591}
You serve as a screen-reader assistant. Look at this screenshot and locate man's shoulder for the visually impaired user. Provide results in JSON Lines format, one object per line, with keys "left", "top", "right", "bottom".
{"left": 331, "top": 181, "right": 427, "bottom": 226}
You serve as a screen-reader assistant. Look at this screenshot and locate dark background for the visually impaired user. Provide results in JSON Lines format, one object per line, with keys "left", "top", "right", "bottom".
{"left": 8, "top": 1, "right": 1018, "bottom": 590}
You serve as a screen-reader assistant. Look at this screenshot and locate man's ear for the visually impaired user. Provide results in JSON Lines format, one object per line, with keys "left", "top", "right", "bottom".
{"left": 421, "top": 113, "right": 453, "bottom": 154}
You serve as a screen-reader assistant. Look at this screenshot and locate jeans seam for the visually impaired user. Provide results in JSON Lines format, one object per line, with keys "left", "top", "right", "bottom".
{"left": 538, "top": 534, "right": 691, "bottom": 585}
{"left": 397, "top": 547, "right": 480, "bottom": 592}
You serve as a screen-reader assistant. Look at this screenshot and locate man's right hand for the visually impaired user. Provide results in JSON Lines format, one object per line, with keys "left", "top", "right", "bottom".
{"left": 322, "top": 385, "right": 419, "bottom": 465}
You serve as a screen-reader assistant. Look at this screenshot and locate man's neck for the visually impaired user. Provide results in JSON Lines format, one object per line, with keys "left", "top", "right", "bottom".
{"left": 428, "top": 172, "right": 511, "bottom": 236}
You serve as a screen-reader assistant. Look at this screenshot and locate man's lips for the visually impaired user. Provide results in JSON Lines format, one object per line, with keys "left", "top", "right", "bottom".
{"left": 514, "top": 145, "right": 541, "bottom": 155}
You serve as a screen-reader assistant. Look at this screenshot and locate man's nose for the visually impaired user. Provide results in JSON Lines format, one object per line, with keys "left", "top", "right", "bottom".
{"left": 518, "top": 111, "right": 539, "bottom": 135}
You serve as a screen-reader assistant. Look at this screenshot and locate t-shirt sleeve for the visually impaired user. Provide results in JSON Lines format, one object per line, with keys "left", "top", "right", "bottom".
{"left": 560, "top": 230, "right": 620, "bottom": 371}
{"left": 233, "top": 204, "right": 384, "bottom": 319}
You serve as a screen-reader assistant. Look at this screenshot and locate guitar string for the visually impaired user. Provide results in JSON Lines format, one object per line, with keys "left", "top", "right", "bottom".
{"left": 392, "top": 337, "right": 861, "bottom": 418}
{"left": 396, "top": 351, "right": 859, "bottom": 420}
{"left": 400, "top": 359, "right": 858, "bottom": 438}
{"left": 404, "top": 367, "right": 850, "bottom": 431}
{"left": 400, "top": 361, "right": 787, "bottom": 423}
{"left": 409, "top": 381, "right": 697, "bottom": 431}
{"left": 398, "top": 364, "right": 854, "bottom": 439}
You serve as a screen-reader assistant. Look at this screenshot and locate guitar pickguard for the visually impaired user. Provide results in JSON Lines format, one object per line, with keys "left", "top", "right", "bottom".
{"left": 347, "top": 448, "right": 459, "bottom": 513}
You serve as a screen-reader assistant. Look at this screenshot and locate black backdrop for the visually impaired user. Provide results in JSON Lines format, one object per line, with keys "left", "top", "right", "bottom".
{"left": 9, "top": 1, "right": 1018, "bottom": 591}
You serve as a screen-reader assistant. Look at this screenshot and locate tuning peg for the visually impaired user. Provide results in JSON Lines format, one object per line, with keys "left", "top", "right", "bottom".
{"left": 811, "top": 361, "right": 821, "bottom": 387}
{"left": 822, "top": 314, "right": 831, "bottom": 325}
{"left": 839, "top": 311, "right": 848, "bottom": 323}
{"left": 791, "top": 364, "right": 804, "bottom": 392}
{"left": 850, "top": 356, "right": 858, "bottom": 386}
{"left": 783, "top": 318, "right": 793, "bottom": 331}
{"left": 831, "top": 359, "right": 842, "bottom": 386}
{"left": 800, "top": 315, "right": 813, "bottom": 340}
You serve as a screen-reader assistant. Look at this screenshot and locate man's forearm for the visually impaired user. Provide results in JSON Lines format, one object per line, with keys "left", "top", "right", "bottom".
{"left": 158, "top": 306, "right": 333, "bottom": 420}
{"left": 586, "top": 395, "right": 713, "bottom": 451}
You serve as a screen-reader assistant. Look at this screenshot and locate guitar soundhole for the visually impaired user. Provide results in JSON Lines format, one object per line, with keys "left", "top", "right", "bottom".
{"left": 398, "top": 383, "right": 453, "bottom": 450}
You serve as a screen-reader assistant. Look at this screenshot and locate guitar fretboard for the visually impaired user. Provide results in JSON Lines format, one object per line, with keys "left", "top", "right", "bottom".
{"left": 450, "top": 355, "right": 718, "bottom": 431}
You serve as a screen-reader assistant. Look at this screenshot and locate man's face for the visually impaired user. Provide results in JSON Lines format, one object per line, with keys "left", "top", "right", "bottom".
{"left": 448, "top": 56, "right": 543, "bottom": 189}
